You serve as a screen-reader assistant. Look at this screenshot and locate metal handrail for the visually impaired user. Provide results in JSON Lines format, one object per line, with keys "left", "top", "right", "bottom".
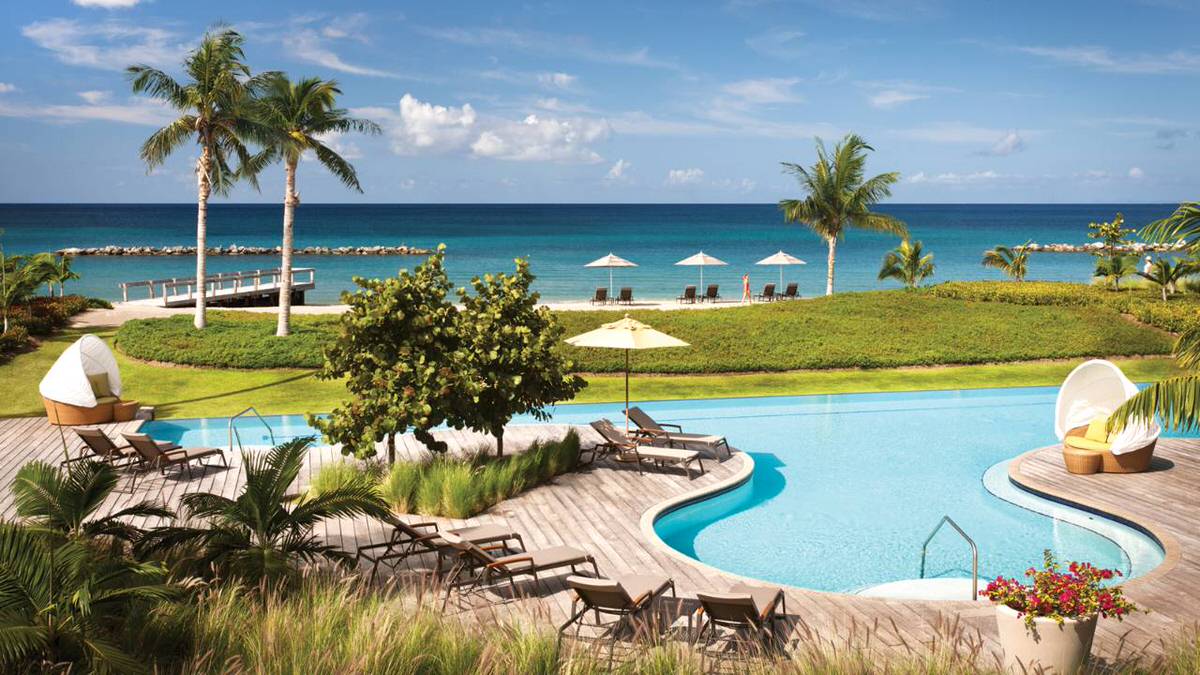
{"left": 919, "top": 515, "right": 979, "bottom": 600}
{"left": 228, "top": 406, "right": 276, "bottom": 453}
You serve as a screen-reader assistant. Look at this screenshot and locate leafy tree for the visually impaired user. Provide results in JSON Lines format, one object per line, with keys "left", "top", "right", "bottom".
{"left": 138, "top": 437, "right": 387, "bottom": 584}
{"left": 47, "top": 254, "right": 80, "bottom": 297}
{"left": 1087, "top": 213, "right": 1137, "bottom": 290}
{"left": 877, "top": 239, "right": 935, "bottom": 289}
{"left": 311, "top": 247, "right": 470, "bottom": 461}
{"left": 457, "top": 259, "right": 586, "bottom": 457}
{"left": 129, "top": 30, "right": 274, "bottom": 329}
{"left": 981, "top": 241, "right": 1033, "bottom": 282}
{"left": 1, "top": 251, "right": 56, "bottom": 333}
{"left": 1093, "top": 255, "right": 1138, "bottom": 291}
{"left": 779, "top": 133, "right": 907, "bottom": 295}
{"left": 252, "top": 75, "right": 380, "bottom": 338}
{"left": 1137, "top": 257, "right": 1198, "bottom": 301}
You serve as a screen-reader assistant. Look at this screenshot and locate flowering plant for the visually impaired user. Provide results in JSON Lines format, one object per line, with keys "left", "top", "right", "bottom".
{"left": 981, "top": 551, "right": 1140, "bottom": 630}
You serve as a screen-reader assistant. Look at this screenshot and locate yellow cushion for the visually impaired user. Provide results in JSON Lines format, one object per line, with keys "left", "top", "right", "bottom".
{"left": 87, "top": 373, "right": 112, "bottom": 398}
{"left": 1065, "top": 435, "right": 1111, "bottom": 452}
{"left": 94, "top": 396, "right": 119, "bottom": 405}
{"left": 1085, "top": 416, "right": 1112, "bottom": 443}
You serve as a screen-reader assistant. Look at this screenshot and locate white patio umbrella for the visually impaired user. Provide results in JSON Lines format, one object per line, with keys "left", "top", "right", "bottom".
{"left": 566, "top": 315, "right": 689, "bottom": 432}
{"left": 584, "top": 253, "right": 638, "bottom": 296}
{"left": 755, "top": 250, "right": 807, "bottom": 287}
{"left": 675, "top": 251, "right": 728, "bottom": 288}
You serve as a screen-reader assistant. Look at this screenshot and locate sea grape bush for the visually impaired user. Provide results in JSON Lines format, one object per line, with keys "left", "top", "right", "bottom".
{"left": 981, "top": 550, "right": 1140, "bottom": 630}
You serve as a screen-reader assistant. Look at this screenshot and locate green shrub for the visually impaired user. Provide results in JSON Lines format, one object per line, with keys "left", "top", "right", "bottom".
{"left": 116, "top": 311, "right": 337, "bottom": 368}
{"left": 439, "top": 461, "right": 480, "bottom": 518}
{"left": 86, "top": 297, "right": 114, "bottom": 309}
{"left": 378, "top": 461, "right": 424, "bottom": 512}
{"left": 0, "top": 325, "right": 31, "bottom": 357}
{"left": 308, "top": 460, "right": 370, "bottom": 499}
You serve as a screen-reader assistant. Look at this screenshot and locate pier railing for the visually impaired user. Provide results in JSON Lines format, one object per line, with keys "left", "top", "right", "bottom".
{"left": 119, "top": 268, "right": 316, "bottom": 305}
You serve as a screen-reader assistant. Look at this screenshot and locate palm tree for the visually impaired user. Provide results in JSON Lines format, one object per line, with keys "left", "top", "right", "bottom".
{"left": 1094, "top": 255, "right": 1138, "bottom": 291}
{"left": 138, "top": 437, "right": 387, "bottom": 584}
{"left": 1140, "top": 202, "right": 1200, "bottom": 251}
{"left": 253, "top": 76, "right": 380, "bottom": 337}
{"left": 48, "top": 254, "right": 80, "bottom": 297}
{"left": 1137, "top": 257, "right": 1197, "bottom": 301}
{"left": 779, "top": 134, "right": 907, "bottom": 295}
{"left": 877, "top": 239, "right": 935, "bottom": 289}
{"left": 1, "top": 252, "right": 56, "bottom": 332}
{"left": 981, "top": 241, "right": 1033, "bottom": 282}
{"left": 0, "top": 522, "right": 180, "bottom": 672}
{"left": 128, "top": 30, "right": 273, "bottom": 330}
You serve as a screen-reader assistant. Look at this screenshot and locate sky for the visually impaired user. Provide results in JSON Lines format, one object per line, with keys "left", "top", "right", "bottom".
{"left": 0, "top": 0, "right": 1197, "bottom": 204}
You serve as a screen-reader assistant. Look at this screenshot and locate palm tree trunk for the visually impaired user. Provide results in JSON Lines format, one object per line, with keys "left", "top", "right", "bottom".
{"left": 277, "top": 159, "right": 298, "bottom": 337}
{"left": 194, "top": 146, "right": 212, "bottom": 330}
{"left": 825, "top": 236, "right": 837, "bottom": 296}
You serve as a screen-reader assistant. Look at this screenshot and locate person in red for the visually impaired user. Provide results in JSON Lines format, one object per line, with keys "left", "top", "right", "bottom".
{"left": 741, "top": 273, "right": 751, "bottom": 304}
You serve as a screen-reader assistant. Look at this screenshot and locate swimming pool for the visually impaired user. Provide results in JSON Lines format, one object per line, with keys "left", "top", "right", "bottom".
{"left": 142, "top": 386, "right": 1167, "bottom": 593}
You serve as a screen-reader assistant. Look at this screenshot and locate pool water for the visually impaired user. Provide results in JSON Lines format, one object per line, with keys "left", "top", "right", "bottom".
{"left": 142, "top": 386, "right": 1168, "bottom": 593}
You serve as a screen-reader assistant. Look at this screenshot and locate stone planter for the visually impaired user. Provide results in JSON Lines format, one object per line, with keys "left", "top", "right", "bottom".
{"left": 995, "top": 604, "right": 1097, "bottom": 674}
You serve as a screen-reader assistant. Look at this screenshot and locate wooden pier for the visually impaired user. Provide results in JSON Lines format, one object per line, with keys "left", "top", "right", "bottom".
{"left": 119, "top": 268, "right": 315, "bottom": 307}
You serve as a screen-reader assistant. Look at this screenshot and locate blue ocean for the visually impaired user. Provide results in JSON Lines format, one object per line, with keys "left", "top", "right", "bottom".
{"left": 0, "top": 204, "right": 1178, "bottom": 303}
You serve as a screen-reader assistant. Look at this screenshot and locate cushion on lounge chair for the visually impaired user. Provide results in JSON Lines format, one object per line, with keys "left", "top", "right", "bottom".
{"left": 616, "top": 574, "right": 672, "bottom": 601}
{"left": 94, "top": 396, "right": 120, "bottom": 405}
{"left": 635, "top": 446, "right": 699, "bottom": 463}
{"left": 1064, "top": 435, "right": 1111, "bottom": 452}
{"left": 727, "top": 582, "right": 783, "bottom": 616}
{"left": 87, "top": 373, "right": 112, "bottom": 397}
{"left": 492, "top": 545, "right": 589, "bottom": 571}
{"left": 1085, "top": 415, "right": 1113, "bottom": 443}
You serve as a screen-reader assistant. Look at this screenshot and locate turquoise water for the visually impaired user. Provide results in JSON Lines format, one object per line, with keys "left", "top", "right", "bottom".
{"left": 0, "top": 203, "right": 1177, "bottom": 302}
{"left": 142, "top": 386, "right": 1168, "bottom": 593}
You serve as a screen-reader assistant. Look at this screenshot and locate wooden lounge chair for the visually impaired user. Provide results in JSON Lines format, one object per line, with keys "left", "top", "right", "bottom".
{"left": 694, "top": 583, "right": 788, "bottom": 664}
{"left": 617, "top": 287, "right": 633, "bottom": 305}
{"left": 677, "top": 285, "right": 697, "bottom": 304}
{"left": 559, "top": 574, "right": 676, "bottom": 667}
{"left": 589, "top": 419, "right": 705, "bottom": 479}
{"left": 439, "top": 532, "right": 598, "bottom": 609}
{"left": 356, "top": 515, "right": 524, "bottom": 584}
{"left": 755, "top": 283, "right": 776, "bottom": 302}
{"left": 591, "top": 287, "right": 609, "bottom": 305}
{"left": 702, "top": 284, "right": 720, "bottom": 302}
{"left": 69, "top": 427, "right": 176, "bottom": 468}
{"left": 779, "top": 282, "right": 799, "bottom": 300}
{"left": 625, "top": 407, "right": 731, "bottom": 459}
{"left": 122, "top": 432, "right": 227, "bottom": 478}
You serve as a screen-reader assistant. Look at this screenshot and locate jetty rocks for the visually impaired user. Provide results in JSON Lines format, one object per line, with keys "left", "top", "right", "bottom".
{"left": 1017, "top": 241, "right": 1185, "bottom": 254}
{"left": 57, "top": 244, "right": 434, "bottom": 257}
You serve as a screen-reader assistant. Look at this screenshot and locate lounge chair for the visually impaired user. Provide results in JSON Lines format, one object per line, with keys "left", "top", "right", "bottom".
{"left": 625, "top": 407, "right": 731, "bottom": 459}
{"left": 122, "top": 432, "right": 227, "bottom": 478}
{"left": 702, "top": 284, "right": 720, "bottom": 302}
{"left": 589, "top": 419, "right": 705, "bottom": 479}
{"left": 617, "top": 287, "right": 633, "bottom": 305}
{"left": 69, "top": 427, "right": 176, "bottom": 468}
{"left": 356, "top": 515, "right": 524, "bottom": 584}
{"left": 677, "top": 285, "right": 697, "bottom": 304}
{"left": 559, "top": 574, "right": 676, "bottom": 667}
{"left": 755, "top": 283, "right": 776, "bottom": 302}
{"left": 779, "top": 282, "right": 799, "bottom": 300}
{"left": 694, "top": 583, "right": 788, "bottom": 664}
{"left": 439, "top": 532, "right": 598, "bottom": 609}
{"left": 591, "top": 287, "right": 609, "bottom": 305}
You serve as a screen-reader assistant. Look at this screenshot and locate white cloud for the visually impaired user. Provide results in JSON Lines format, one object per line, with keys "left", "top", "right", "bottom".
{"left": 0, "top": 95, "right": 173, "bottom": 126}
{"left": 985, "top": 131, "right": 1025, "bottom": 156}
{"left": 714, "top": 177, "right": 757, "bottom": 193}
{"left": 358, "top": 94, "right": 477, "bottom": 154}
{"left": 908, "top": 170, "right": 1013, "bottom": 185}
{"left": 666, "top": 168, "right": 705, "bottom": 185}
{"left": 288, "top": 22, "right": 399, "bottom": 78}
{"left": 745, "top": 28, "right": 807, "bottom": 60}
{"left": 1016, "top": 44, "right": 1200, "bottom": 74}
{"left": 892, "top": 122, "right": 1011, "bottom": 144}
{"left": 1079, "top": 169, "right": 1112, "bottom": 180}
{"left": 537, "top": 72, "right": 577, "bottom": 89}
{"left": 398, "top": 178, "right": 416, "bottom": 190}
{"left": 418, "top": 26, "right": 678, "bottom": 70}
{"left": 77, "top": 90, "right": 110, "bottom": 104}
{"left": 471, "top": 114, "right": 609, "bottom": 163}
{"left": 533, "top": 97, "right": 593, "bottom": 114}
{"left": 73, "top": 0, "right": 141, "bottom": 7}
{"left": 606, "top": 158, "right": 631, "bottom": 181}
{"left": 312, "top": 131, "right": 363, "bottom": 160}
{"left": 22, "top": 19, "right": 185, "bottom": 70}
{"left": 0, "top": 83, "right": 15, "bottom": 94}
{"left": 869, "top": 89, "right": 926, "bottom": 109}
{"left": 1129, "top": 166, "right": 1145, "bottom": 179}
{"left": 860, "top": 79, "right": 958, "bottom": 109}
{"left": 722, "top": 78, "right": 802, "bottom": 104}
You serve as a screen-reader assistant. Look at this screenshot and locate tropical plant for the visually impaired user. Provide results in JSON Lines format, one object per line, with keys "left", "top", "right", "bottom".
{"left": 1093, "top": 255, "right": 1138, "bottom": 291}
{"left": 137, "top": 437, "right": 388, "bottom": 584}
{"left": 877, "top": 239, "right": 935, "bottom": 289}
{"left": 1142, "top": 201, "right": 1200, "bottom": 252}
{"left": 252, "top": 75, "right": 380, "bottom": 337}
{"left": 779, "top": 133, "right": 907, "bottom": 295}
{"left": 457, "top": 259, "right": 586, "bottom": 456}
{"left": 0, "top": 521, "right": 180, "bottom": 673}
{"left": 1137, "top": 256, "right": 1198, "bottom": 301}
{"left": 981, "top": 241, "right": 1033, "bottom": 282}
{"left": 311, "top": 247, "right": 473, "bottom": 461}
{"left": 45, "top": 254, "right": 80, "bottom": 297}
{"left": 1088, "top": 213, "right": 1138, "bottom": 290}
{"left": 1, "top": 251, "right": 56, "bottom": 333}
{"left": 981, "top": 550, "right": 1138, "bottom": 631}
{"left": 128, "top": 29, "right": 274, "bottom": 330}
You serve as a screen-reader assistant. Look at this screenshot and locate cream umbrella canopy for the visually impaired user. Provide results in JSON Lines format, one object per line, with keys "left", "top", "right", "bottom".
{"left": 566, "top": 315, "right": 689, "bottom": 432}
{"left": 584, "top": 253, "right": 638, "bottom": 297}
{"left": 675, "top": 251, "right": 728, "bottom": 288}
{"left": 755, "top": 250, "right": 807, "bottom": 288}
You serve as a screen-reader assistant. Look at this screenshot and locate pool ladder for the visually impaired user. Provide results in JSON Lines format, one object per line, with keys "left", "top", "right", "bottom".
{"left": 919, "top": 515, "right": 979, "bottom": 600}
{"left": 227, "top": 406, "right": 277, "bottom": 453}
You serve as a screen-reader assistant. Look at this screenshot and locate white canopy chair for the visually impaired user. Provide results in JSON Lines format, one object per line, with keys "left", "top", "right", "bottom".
{"left": 39, "top": 334, "right": 126, "bottom": 425}
{"left": 1054, "top": 359, "right": 1160, "bottom": 473}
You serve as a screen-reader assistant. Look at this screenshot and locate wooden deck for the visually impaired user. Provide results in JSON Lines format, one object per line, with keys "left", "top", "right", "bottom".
{"left": 0, "top": 415, "right": 1196, "bottom": 667}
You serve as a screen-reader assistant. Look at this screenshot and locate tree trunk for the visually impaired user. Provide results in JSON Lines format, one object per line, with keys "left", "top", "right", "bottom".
{"left": 194, "top": 145, "right": 212, "bottom": 330}
{"left": 825, "top": 236, "right": 837, "bottom": 296}
{"left": 386, "top": 433, "right": 396, "bottom": 465}
{"left": 494, "top": 425, "right": 505, "bottom": 458}
{"left": 277, "top": 159, "right": 298, "bottom": 337}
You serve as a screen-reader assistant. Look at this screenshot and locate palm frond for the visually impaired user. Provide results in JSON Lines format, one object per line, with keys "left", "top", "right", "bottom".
{"left": 1110, "top": 374, "right": 1200, "bottom": 432}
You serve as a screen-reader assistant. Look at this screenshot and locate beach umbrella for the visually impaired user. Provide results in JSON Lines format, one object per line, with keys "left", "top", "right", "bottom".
{"left": 584, "top": 253, "right": 638, "bottom": 296}
{"left": 755, "top": 250, "right": 807, "bottom": 287}
{"left": 675, "top": 251, "right": 728, "bottom": 288}
{"left": 566, "top": 315, "right": 689, "bottom": 432}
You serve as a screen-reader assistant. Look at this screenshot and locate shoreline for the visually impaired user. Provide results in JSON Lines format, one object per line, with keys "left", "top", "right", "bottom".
{"left": 58, "top": 244, "right": 434, "bottom": 257}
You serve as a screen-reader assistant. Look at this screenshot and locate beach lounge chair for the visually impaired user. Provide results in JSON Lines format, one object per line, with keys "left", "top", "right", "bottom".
{"left": 694, "top": 583, "right": 788, "bottom": 664}
{"left": 779, "top": 282, "right": 798, "bottom": 300}
{"left": 677, "top": 285, "right": 697, "bottom": 304}
{"left": 439, "top": 532, "right": 598, "bottom": 609}
{"left": 68, "top": 427, "right": 175, "bottom": 468}
{"left": 122, "top": 432, "right": 227, "bottom": 478}
{"left": 589, "top": 419, "right": 705, "bottom": 479}
{"left": 559, "top": 574, "right": 676, "bottom": 667}
{"left": 755, "top": 283, "right": 776, "bottom": 302}
{"left": 617, "top": 287, "right": 633, "bottom": 305}
{"left": 625, "top": 407, "right": 731, "bottom": 459}
{"left": 356, "top": 515, "right": 524, "bottom": 584}
{"left": 702, "top": 284, "right": 720, "bottom": 302}
{"left": 591, "top": 287, "right": 609, "bottom": 305}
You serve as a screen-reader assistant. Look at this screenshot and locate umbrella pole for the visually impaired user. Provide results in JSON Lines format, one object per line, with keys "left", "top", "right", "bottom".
{"left": 779, "top": 265, "right": 783, "bottom": 288}
{"left": 609, "top": 267, "right": 614, "bottom": 297}
{"left": 624, "top": 349, "right": 630, "bottom": 433}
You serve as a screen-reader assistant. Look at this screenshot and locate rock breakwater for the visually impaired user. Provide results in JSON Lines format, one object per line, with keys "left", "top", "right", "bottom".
{"left": 57, "top": 244, "right": 434, "bottom": 257}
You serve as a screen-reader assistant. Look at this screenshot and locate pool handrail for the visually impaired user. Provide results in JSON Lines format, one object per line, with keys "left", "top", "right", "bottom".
{"left": 918, "top": 515, "right": 979, "bottom": 600}
{"left": 228, "top": 406, "right": 277, "bottom": 453}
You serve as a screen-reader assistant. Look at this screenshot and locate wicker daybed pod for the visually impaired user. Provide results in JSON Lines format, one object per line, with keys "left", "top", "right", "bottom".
{"left": 1054, "top": 359, "right": 1160, "bottom": 475}
{"left": 38, "top": 334, "right": 136, "bottom": 425}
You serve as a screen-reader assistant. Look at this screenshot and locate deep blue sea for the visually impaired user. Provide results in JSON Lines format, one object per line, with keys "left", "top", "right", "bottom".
{"left": 0, "top": 204, "right": 1177, "bottom": 303}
